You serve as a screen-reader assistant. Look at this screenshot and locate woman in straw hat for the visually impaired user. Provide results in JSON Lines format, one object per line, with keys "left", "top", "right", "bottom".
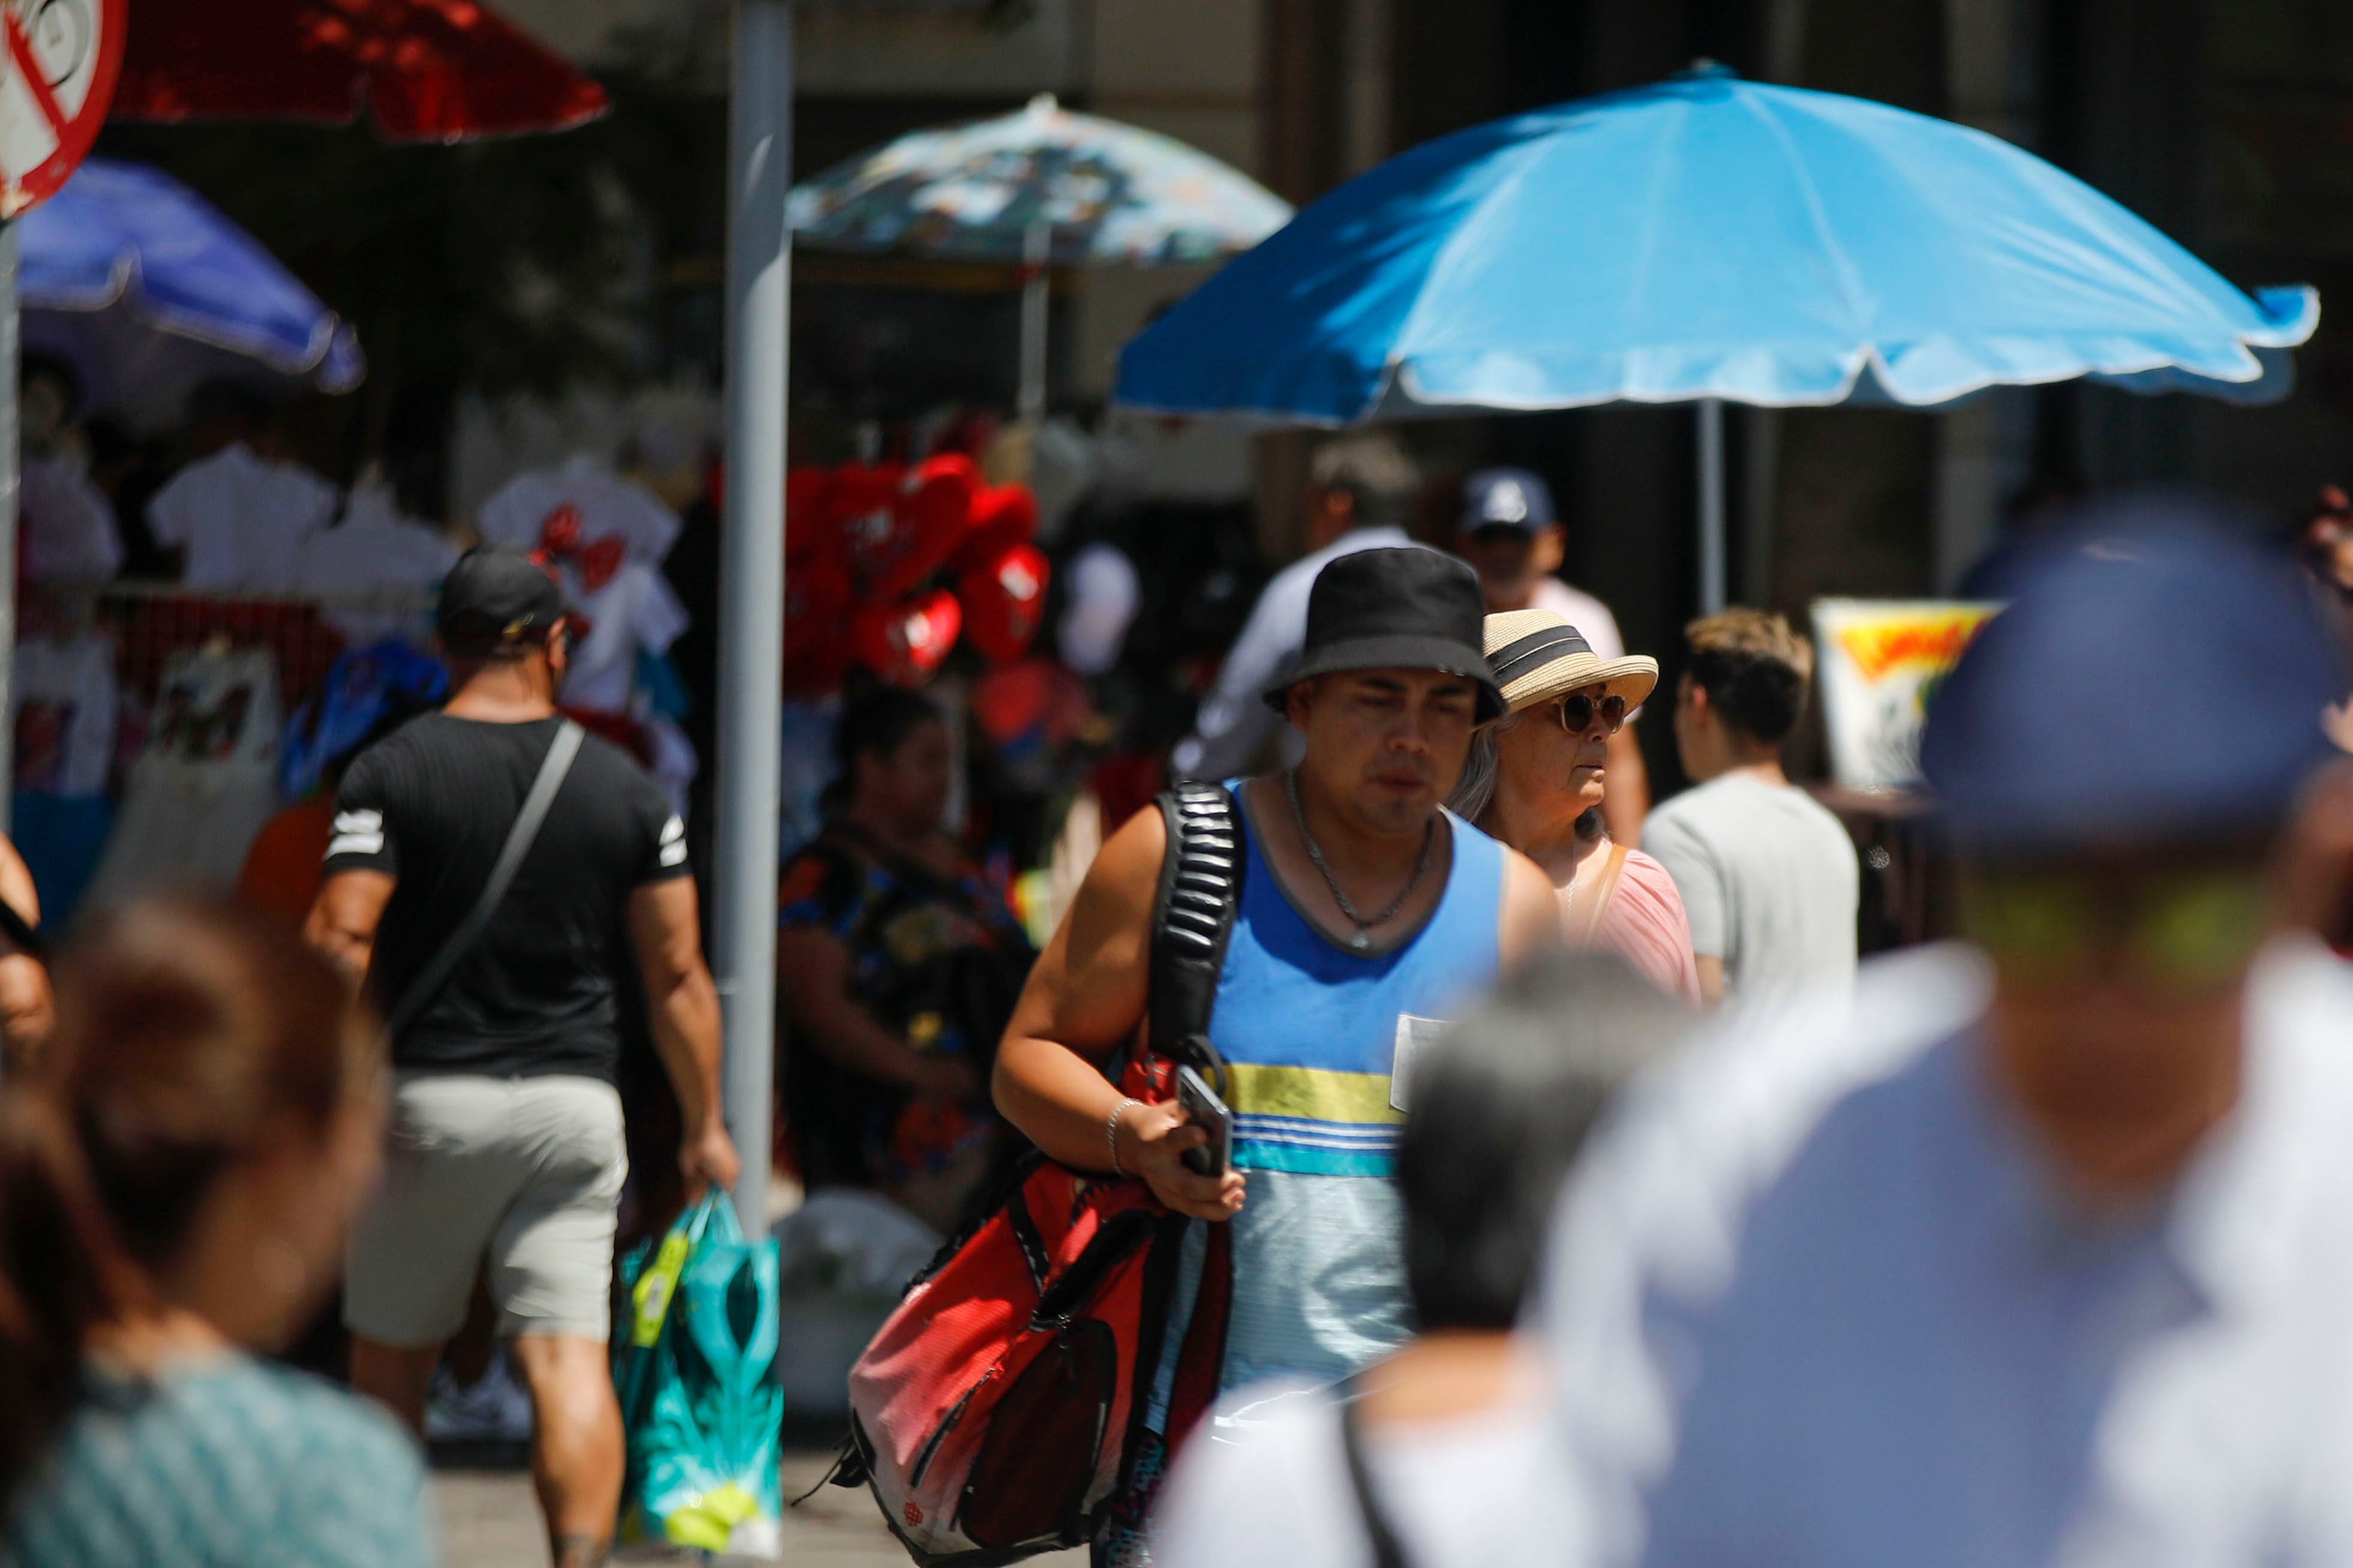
{"left": 1452, "top": 609, "right": 1700, "bottom": 1001}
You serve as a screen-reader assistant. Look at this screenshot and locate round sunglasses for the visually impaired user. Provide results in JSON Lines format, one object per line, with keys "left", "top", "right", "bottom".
{"left": 1552, "top": 690, "right": 1628, "bottom": 734}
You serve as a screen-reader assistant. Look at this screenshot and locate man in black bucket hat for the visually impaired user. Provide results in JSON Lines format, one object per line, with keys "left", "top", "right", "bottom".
{"left": 994, "top": 545, "right": 1555, "bottom": 1564}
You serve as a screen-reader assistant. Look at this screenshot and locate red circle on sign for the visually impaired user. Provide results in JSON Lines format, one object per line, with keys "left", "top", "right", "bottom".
{"left": 1, "top": 0, "right": 126, "bottom": 216}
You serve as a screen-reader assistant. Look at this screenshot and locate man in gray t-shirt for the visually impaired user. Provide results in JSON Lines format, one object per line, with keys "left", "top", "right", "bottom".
{"left": 1643, "top": 609, "right": 1857, "bottom": 1007}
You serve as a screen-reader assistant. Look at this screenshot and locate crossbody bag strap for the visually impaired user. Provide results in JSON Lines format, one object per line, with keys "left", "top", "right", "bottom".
{"left": 1564, "top": 839, "right": 1633, "bottom": 945}
{"left": 1336, "top": 1380, "right": 1413, "bottom": 1568}
{"left": 1146, "top": 781, "right": 1245, "bottom": 1084}
{"left": 385, "top": 720, "right": 585, "bottom": 1039}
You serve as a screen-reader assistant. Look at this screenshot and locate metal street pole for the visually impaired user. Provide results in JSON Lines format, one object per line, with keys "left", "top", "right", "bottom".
{"left": 0, "top": 225, "right": 20, "bottom": 838}
{"left": 717, "top": 0, "right": 791, "bottom": 1235}
{"left": 1697, "top": 395, "right": 1726, "bottom": 616}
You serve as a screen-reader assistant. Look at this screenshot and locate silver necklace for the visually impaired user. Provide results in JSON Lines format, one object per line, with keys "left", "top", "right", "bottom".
{"left": 1285, "top": 768, "right": 1438, "bottom": 951}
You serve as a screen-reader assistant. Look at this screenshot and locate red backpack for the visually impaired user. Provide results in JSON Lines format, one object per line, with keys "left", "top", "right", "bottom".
{"left": 825, "top": 784, "right": 1243, "bottom": 1564}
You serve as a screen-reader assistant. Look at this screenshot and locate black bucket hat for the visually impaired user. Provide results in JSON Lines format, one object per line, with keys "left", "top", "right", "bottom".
{"left": 1261, "top": 547, "right": 1504, "bottom": 720}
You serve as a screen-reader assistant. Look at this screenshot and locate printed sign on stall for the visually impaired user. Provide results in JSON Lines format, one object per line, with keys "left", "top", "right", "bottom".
{"left": 1810, "top": 599, "right": 2001, "bottom": 791}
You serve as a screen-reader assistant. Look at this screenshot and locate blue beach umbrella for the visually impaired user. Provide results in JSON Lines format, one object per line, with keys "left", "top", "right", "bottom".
{"left": 792, "top": 94, "right": 1293, "bottom": 418}
{"left": 1115, "top": 66, "right": 2316, "bottom": 608}
{"left": 19, "top": 158, "right": 365, "bottom": 433}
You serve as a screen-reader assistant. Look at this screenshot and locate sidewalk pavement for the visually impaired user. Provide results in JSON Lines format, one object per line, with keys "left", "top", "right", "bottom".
{"left": 435, "top": 1445, "right": 1089, "bottom": 1567}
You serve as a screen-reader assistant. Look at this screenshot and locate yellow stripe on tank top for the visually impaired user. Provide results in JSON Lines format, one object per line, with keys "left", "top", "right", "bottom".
{"left": 1223, "top": 1063, "right": 1402, "bottom": 1127}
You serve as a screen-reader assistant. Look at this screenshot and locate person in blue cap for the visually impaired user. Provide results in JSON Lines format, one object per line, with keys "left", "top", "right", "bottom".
{"left": 1530, "top": 502, "right": 2353, "bottom": 1568}
{"left": 1456, "top": 467, "right": 1651, "bottom": 838}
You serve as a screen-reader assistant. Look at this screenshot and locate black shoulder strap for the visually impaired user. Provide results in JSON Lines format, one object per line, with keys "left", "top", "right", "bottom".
{"left": 385, "top": 720, "right": 584, "bottom": 1039}
{"left": 1147, "top": 783, "right": 1243, "bottom": 1073}
{"left": 1338, "top": 1382, "right": 1412, "bottom": 1568}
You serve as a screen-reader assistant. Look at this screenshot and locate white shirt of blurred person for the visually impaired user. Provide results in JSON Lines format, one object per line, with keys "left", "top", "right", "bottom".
{"left": 19, "top": 358, "right": 121, "bottom": 583}
{"left": 996, "top": 549, "right": 1558, "bottom": 1563}
{"left": 1452, "top": 610, "right": 1700, "bottom": 1003}
{"left": 1540, "top": 517, "right": 2353, "bottom": 1568}
{"left": 306, "top": 547, "right": 737, "bottom": 1568}
{"left": 1156, "top": 954, "right": 1684, "bottom": 1568}
{"left": 1171, "top": 433, "right": 1422, "bottom": 781}
{"left": 1640, "top": 609, "right": 1856, "bottom": 1009}
{"left": 1456, "top": 469, "right": 1651, "bottom": 841}
{"left": 145, "top": 383, "right": 335, "bottom": 591}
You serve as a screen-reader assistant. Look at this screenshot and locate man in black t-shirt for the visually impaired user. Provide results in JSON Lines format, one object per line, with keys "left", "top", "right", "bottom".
{"left": 308, "top": 546, "right": 737, "bottom": 1568}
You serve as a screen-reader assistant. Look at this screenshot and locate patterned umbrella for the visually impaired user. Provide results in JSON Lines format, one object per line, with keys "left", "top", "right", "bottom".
{"left": 791, "top": 94, "right": 1291, "bottom": 414}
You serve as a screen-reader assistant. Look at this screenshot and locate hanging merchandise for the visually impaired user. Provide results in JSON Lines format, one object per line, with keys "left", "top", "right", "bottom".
{"left": 612, "top": 1194, "right": 784, "bottom": 1557}
{"left": 853, "top": 591, "right": 963, "bottom": 688}
{"left": 783, "top": 552, "right": 856, "bottom": 699}
{"left": 958, "top": 540, "right": 1051, "bottom": 665}
{"left": 290, "top": 483, "right": 457, "bottom": 646}
{"left": 279, "top": 640, "right": 450, "bottom": 800}
{"left": 555, "top": 557, "right": 691, "bottom": 716}
{"left": 869, "top": 455, "right": 981, "bottom": 600}
{"left": 145, "top": 441, "right": 338, "bottom": 592}
{"left": 481, "top": 453, "right": 684, "bottom": 566}
{"left": 11, "top": 633, "right": 122, "bottom": 926}
{"left": 87, "top": 644, "right": 284, "bottom": 903}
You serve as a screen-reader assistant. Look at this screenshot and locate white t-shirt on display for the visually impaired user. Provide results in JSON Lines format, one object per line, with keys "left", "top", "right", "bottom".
{"left": 1640, "top": 772, "right": 1859, "bottom": 1007}
{"left": 21, "top": 452, "right": 123, "bottom": 583}
{"left": 477, "top": 453, "right": 683, "bottom": 565}
{"left": 146, "top": 443, "right": 336, "bottom": 591}
{"left": 1155, "top": 1378, "right": 1565, "bottom": 1568}
{"left": 290, "top": 492, "right": 457, "bottom": 645}
{"left": 558, "top": 559, "right": 689, "bottom": 714}
{"left": 11, "top": 634, "right": 119, "bottom": 797}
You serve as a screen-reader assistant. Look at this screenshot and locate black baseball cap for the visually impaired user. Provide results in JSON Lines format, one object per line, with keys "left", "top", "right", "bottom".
{"left": 436, "top": 545, "right": 566, "bottom": 654}
{"left": 1263, "top": 547, "right": 1504, "bottom": 720}
{"left": 1461, "top": 467, "right": 1558, "bottom": 534}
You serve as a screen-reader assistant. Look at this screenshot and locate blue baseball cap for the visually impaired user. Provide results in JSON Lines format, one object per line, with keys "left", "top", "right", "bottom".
{"left": 1462, "top": 468, "right": 1558, "bottom": 533}
{"left": 1919, "top": 498, "right": 2346, "bottom": 856}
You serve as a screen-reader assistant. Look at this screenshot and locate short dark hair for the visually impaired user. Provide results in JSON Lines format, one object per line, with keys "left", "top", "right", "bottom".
{"left": 834, "top": 687, "right": 944, "bottom": 785}
{"left": 1399, "top": 952, "right": 1687, "bottom": 1330}
{"left": 1684, "top": 608, "right": 1813, "bottom": 745}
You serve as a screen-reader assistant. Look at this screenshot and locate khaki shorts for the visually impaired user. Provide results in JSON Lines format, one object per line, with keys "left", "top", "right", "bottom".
{"left": 345, "top": 1073, "right": 629, "bottom": 1346}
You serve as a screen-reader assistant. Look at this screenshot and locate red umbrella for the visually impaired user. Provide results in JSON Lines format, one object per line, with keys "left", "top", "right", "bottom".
{"left": 113, "top": 0, "right": 608, "bottom": 142}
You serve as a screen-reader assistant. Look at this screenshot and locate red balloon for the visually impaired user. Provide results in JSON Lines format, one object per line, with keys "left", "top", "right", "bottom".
{"left": 949, "top": 484, "right": 1040, "bottom": 574}
{"left": 853, "top": 589, "right": 963, "bottom": 687}
{"left": 783, "top": 553, "right": 856, "bottom": 696}
{"left": 872, "top": 454, "right": 982, "bottom": 599}
{"left": 958, "top": 541, "right": 1051, "bottom": 664}
{"left": 785, "top": 467, "right": 837, "bottom": 563}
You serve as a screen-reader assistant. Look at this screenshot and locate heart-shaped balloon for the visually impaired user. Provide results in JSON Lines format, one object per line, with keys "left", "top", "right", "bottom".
{"left": 830, "top": 462, "right": 906, "bottom": 586}
{"left": 958, "top": 540, "right": 1051, "bottom": 664}
{"left": 784, "top": 553, "right": 857, "bottom": 696}
{"left": 853, "top": 588, "right": 963, "bottom": 687}
{"left": 872, "top": 454, "right": 982, "bottom": 600}
{"left": 785, "top": 466, "right": 838, "bottom": 564}
{"left": 949, "top": 484, "right": 1041, "bottom": 575}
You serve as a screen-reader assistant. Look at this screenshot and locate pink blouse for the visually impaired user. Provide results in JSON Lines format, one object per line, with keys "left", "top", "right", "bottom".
{"left": 1564, "top": 844, "right": 1702, "bottom": 1003}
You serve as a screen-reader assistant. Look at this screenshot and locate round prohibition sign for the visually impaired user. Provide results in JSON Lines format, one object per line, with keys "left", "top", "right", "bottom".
{"left": 0, "top": 0, "right": 123, "bottom": 217}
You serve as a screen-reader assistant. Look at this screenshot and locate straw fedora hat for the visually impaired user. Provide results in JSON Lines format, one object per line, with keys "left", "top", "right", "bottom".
{"left": 1481, "top": 608, "right": 1658, "bottom": 717}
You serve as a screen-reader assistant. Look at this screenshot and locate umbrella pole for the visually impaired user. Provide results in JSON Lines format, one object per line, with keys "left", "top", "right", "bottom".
{"left": 1698, "top": 396, "right": 1727, "bottom": 615}
{"left": 716, "top": 0, "right": 793, "bottom": 1236}
{"left": 1017, "top": 219, "right": 1049, "bottom": 422}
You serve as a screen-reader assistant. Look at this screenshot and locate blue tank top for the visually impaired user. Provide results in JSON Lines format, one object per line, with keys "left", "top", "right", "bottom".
{"left": 1196, "top": 788, "right": 1506, "bottom": 1399}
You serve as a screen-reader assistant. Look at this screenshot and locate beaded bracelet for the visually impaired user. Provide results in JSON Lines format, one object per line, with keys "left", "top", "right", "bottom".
{"left": 1107, "top": 1097, "right": 1143, "bottom": 1176}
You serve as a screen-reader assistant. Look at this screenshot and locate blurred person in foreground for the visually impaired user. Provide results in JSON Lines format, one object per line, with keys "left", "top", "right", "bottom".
{"left": 1641, "top": 609, "right": 1857, "bottom": 1009}
{"left": 1453, "top": 610, "right": 1698, "bottom": 1001}
{"left": 0, "top": 899, "right": 431, "bottom": 1566}
{"left": 1456, "top": 470, "right": 1650, "bottom": 838}
{"left": 1155, "top": 952, "right": 1688, "bottom": 1568}
{"left": 997, "top": 548, "right": 1556, "bottom": 1564}
{"left": 0, "top": 835, "right": 51, "bottom": 1067}
{"left": 777, "top": 686, "right": 1034, "bottom": 1233}
{"left": 307, "top": 546, "right": 737, "bottom": 1568}
{"left": 1538, "top": 507, "right": 2353, "bottom": 1568}
{"left": 1173, "top": 434, "right": 1422, "bottom": 781}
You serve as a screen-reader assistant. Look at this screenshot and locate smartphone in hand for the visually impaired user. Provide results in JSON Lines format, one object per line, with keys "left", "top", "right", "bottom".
{"left": 1175, "top": 1065, "right": 1234, "bottom": 1177}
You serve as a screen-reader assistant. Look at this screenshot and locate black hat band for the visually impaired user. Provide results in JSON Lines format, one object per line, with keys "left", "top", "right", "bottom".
{"left": 1488, "top": 624, "right": 1594, "bottom": 685}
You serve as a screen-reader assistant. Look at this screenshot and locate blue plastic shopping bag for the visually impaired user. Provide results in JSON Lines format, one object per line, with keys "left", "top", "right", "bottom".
{"left": 613, "top": 1193, "right": 785, "bottom": 1555}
